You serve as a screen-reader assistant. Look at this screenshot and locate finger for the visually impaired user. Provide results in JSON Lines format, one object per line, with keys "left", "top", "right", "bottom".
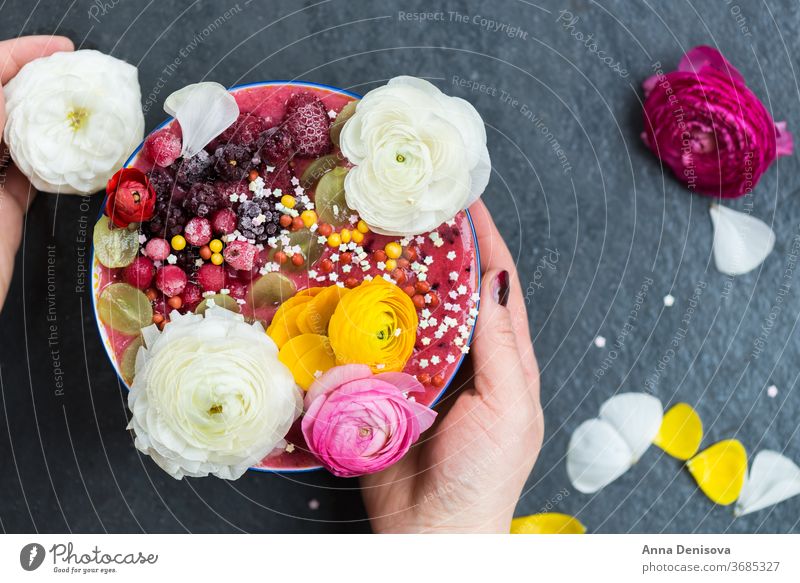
{"left": 471, "top": 268, "right": 538, "bottom": 403}
{"left": 0, "top": 35, "right": 74, "bottom": 85}
{"left": 468, "top": 200, "right": 537, "bottom": 384}
{"left": 2, "top": 161, "right": 35, "bottom": 211}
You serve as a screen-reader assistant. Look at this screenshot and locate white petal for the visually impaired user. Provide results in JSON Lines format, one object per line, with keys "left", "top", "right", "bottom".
{"left": 735, "top": 450, "right": 800, "bottom": 516}
{"left": 164, "top": 82, "right": 238, "bottom": 158}
{"left": 599, "top": 392, "right": 663, "bottom": 462}
{"left": 710, "top": 204, "right": 775, "bottom": 276}
{"left": 567, "top": 418, "right": 633, "bottom": 494}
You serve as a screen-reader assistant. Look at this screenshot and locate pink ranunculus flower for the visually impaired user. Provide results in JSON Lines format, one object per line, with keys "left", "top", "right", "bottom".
{"left": 301, "top": 364, "right": 437, "bottom": 477}
{"left": 642, "top": 45, "right": 792, "bottom": 198}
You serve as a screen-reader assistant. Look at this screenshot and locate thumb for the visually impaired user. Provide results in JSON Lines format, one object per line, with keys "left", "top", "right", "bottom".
{"left": 470, "top": 269, "right": 529, "bottom": 407}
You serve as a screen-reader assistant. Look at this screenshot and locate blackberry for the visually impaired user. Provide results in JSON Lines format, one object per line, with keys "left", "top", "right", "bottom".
{"left": 149, "top": 204, "right": 187, "bottom": 238}
{"left": 175, "top": 247, "right": 202, "bottom": 276}
{"left": 147, "top": 166, "right": 176, "bottom": 198}
{"left": 237, "top": 199, "right": 281, "bottom": 242}
{"left": 214, "top": 143, "right": 253, "bottom": 181}
{"left": 183, "top": 183, "right": 225, "bottom": 218}
{"left": 174, "top": 149, "right": 213, "bottom": 185}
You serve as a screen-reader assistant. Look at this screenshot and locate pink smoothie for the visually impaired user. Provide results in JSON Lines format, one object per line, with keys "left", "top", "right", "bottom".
{"left": 93, "top": 81, "right": 480, "bottom": 472}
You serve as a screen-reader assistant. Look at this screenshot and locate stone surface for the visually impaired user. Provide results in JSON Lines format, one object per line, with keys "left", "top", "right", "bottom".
{"left": 1, "top": 0, "right": 799, "bottom": 533}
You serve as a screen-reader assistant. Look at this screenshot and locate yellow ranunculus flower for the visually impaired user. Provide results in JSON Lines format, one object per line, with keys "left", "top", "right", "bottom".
{"left": 267, "top": 279, "right": 418, "bottom": 387}
{"left": 328, "top": 277, "right": 417, "bottom": 373}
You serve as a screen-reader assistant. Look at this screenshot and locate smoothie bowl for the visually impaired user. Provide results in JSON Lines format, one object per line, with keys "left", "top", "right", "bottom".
{"left": 92, "top": 79, "right": 487, "bottom": 479}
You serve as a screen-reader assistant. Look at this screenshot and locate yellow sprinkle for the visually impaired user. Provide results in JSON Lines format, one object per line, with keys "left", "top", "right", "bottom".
{"left": 300, "top": 210, "right": 318, "bottom": 228}
{"left": 511, "top": 513, "right": 586, "bottom": 535}
{"left": 385, "top": 259, "right": 397, "bottom": 271}
{"left": 687, "top": 439, "right": 747, "bottom": 506}
{"left": 340, "top": 228, "right": 351, "bottom": 244}
{"left": 352, "top": 230, "right": 364, "bottom": 244}
{"left": 210, "top": 252, "right": 224, "bottom": 266}
{"left": 385, "top": 242, "right": 402, "bottom": 259}
{"left": 209, "top": 239, "right": 223, "bottom": 253}
{"left": 654, "top": 403, "right": 703, "bottom": 460}
{"left": 171, "top": 235, "right": 186, "bottom": 251}
{"left": 357, "top": 220, "right": 369, "bottom": 234}
{"left": 281, "top": 195, "right": 296, "bottom": 209}
{"left": 327, "top": 233, "right": 342, "bottom": 247}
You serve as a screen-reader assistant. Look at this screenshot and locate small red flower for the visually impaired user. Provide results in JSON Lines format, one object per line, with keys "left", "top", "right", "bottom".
{"left": 105, "top": 168, "right": 156, "bottom": 227}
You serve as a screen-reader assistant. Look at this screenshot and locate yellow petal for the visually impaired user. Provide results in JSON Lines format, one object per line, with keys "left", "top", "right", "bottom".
{"left": 297, "top": 285, "right": 349, "bottom": 335}
{"left": 687, "top": 439, "right": 747, "bottom": 505}
{"left": 510, "top": 513, "right": 586, "bottom": 534}
{"left": 653, "top": 403, "right": 703, "bottom": 460}
{"left": 267, "top": 295, "right": 313, "bottom": 348}
{"left": 278, "top": 333, "right": 336, "bottom": 390}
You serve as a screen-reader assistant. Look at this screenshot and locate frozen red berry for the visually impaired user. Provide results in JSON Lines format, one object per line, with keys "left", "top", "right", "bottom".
{"left": 197, "top": 263, "right": 226, "bottom": 292}
{"left": 184, "top": 216, "right": 212, "bottom": 247}
{"left": 223, "top": 240, "right": 257, "bottom": 271}
{"left": 227, "top": 280, "right": 248, "bottom": 300}
{"left": 283, "top": 92, "right": 331, "bottom": 157}
{"left": 144, "top": 237, "right": 171, "bottom": 261}
{"left": 155, "top": 265, "right": 188, "bottom": 297}
{"left": 123, "top": 256, "right": 155, "bottom": 290}
{"left": 180, "top": 283, "right": 202, "bottom": 310}
{"left": 143, "top": 128, "right": 182, "bottom": 167}
{"left": 259, "top": 127, "right": 294, "bottom": 165}
{"left": 211, "top": 208, "right": 238, "bottom": 235}
{"left": 264, "top": 165, "right": 293, "bottom": 194}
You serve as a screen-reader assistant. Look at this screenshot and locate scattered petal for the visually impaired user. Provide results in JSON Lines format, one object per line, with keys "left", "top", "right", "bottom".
{"left": 653, "top": 403, "right": 703, "bottom": 460}
{"left": 599, "top": 393, "right": 663, "bottom": 462}
{"left": 567, "top": 418, "right": 634, "bottom": 494}
{"left": 687, "top": 439, "right": 747, "bottom": 505}
{"left": 709, "top": 204, "right": 775, "bottom": 276}
{"left": 510, "top": 513, "right": 586, "bottom": 534}
{"left": 164, "top": 82, "right": 239, "bottom": 158}
{"left": 735, "top": 450, "right": 800, "bottom": 517}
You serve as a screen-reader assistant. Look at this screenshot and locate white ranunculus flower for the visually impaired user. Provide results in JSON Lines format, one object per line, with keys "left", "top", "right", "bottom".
{"left": 128, "top": 306, "right": 302, "bottom": 480}
{"left": 340, "top": 76, "right": 491, "bottom": 236}
{"left": 3, "top": 49, "right": 144, "bottom": 195}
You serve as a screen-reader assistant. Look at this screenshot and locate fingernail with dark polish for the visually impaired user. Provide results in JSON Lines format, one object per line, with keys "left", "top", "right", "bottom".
{"left": 493, "top": 270, "right": 509, "bottom": 307}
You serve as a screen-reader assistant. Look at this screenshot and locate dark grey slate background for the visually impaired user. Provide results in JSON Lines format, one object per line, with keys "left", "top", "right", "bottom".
{"left": 0, "top": 0, "right": 798, "bottom": 533}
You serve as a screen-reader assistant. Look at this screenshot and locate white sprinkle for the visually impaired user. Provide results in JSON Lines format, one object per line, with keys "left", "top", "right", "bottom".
{"left": 663, "top": 294, "right": 675, "bottom": 307}
{"left": 377, "top": 261, "right": 386, "bottom": 270}
{"left": 446, "top": 251, "right": 457, "bottom": 260}
{"left": 418, "top": 273, "right": 428, "bottom": 281}
{"left": 419, "top": 359, "right": 429, "bottom": 369}
{"left": 446, "top": 354, "right": 456, "bottom": 364}
{"left": 294, "top": 185, "right": 304, "bottom": 196}
{"left": 594, "top": 336, "right": 606, "bottom": 348}
{"left": 266, "top": 165, "right": 275, "bottom": 173}
{"left": 457, "top": 284, "right": 467, "bottom": 295}
{"left": 138, "top": 234, "right": 147, "bottom": 244}
{"left": 431, "top": 355, "right": 440, "bottom": 365}
{"left": 285, "top": 443, "right": 296, "bottom": 453}
{"left": 220, "top": 288, "right": 230, "bottom": 295}
{"left": 291, "top": 176, "right": 300, "bottom": 186}
{"left": 328, "top": 109, "right": 337, "bottom": 119}
{"left": 449, "top": 271, "right": 459, "bottom": 281}
{"left": 767, "top": 384, "right": 779, "bottom": 398}
{"left": 166, "top": 254, "right": 177, "bottom": 265}
{"left": 229, "top": 193, "right": 239, "bottom": 202}
{"left": 194, "top": 259, "right": 204, "bottom": 267}
{"left": 313, "top": 370, "right": 323, "bottom": 379}
{"left": 342, "top": 264, "right": 352, "bottom": 273}
{"left": 308, "top": 498, "right": 320, "bottom": 510}
{"left": 421, "top": 337, "right": 431, "bottom": 346}
{"left": 424, "top": 256, "right": 434, "bottom": 265}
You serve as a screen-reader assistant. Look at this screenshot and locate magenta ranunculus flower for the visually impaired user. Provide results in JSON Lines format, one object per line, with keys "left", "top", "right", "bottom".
{"left": 642, "top": 45, "right": 792, "bottom": 198}
{"left": 301, "top": 364, "right": 437, "bottom": 477}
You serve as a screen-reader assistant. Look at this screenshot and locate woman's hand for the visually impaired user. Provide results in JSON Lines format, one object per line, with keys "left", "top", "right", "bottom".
{"left": 361, "top": 200, "right": 544, "bottom": 533}
{"left": 0, "top": 35, "right": 73, "bottom": 309}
